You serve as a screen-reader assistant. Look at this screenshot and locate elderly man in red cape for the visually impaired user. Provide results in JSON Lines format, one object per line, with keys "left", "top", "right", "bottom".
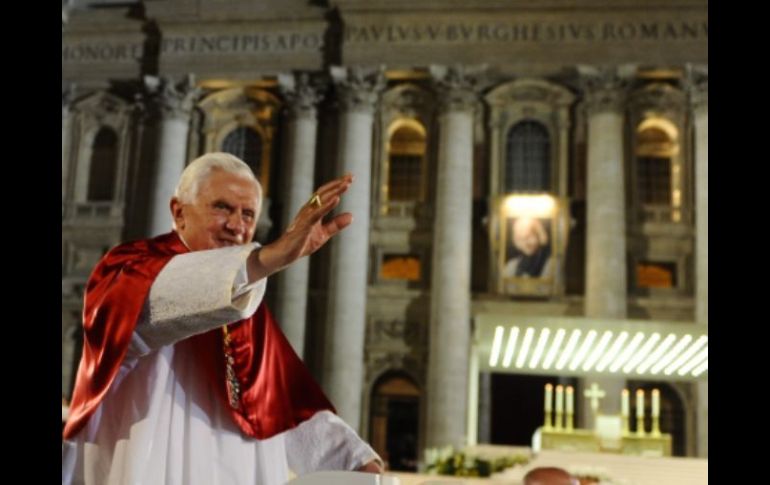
{"left": 62, "top": 152, "right": 383, "bottom": 484}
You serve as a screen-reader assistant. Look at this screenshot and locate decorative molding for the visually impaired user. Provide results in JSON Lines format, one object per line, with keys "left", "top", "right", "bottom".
{"left": 365, "top": 350, "right": 425, "bottom": 389}
{"left": 196, "top": 87, "right": 282, "bottom": 149}
{"left": 367, "top": 318, "right": 423, "bottom": 345}
{"left": 486, "top": 78, "right": 574, "bottom": 108}
{"left": 381, "top": 83, "right": 436, "bottom": 119}
{"left": 331, "top": 65, "right": 386, "bottom": 114}
{"left": 628, "top": 82, "right": 687, "bottom": 118}
{"left": 74, "top": 91, "right": 132, "bottom": 132}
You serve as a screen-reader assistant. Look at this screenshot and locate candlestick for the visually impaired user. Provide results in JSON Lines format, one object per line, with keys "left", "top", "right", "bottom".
{"left": 555, "top": 385, "right": 564, "bottom": 430}
{"left": 621, "top": 389, "right": 630, "bottom": 435}
{"left": 544, "top": 384, "right": 553, "bottom": 429}
{"left": 651, "top": 389, "right": 661, "bottom": 436}
{"left": 636, "top": 389, "right": 645, "bottom": 436}
{"left": 565, "top": 386, "right": 574, "bottom": 432}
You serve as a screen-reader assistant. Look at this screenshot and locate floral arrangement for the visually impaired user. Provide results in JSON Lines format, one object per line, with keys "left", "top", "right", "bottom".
{"left": 423, "top": 446, "right": 529, "bottom": 477}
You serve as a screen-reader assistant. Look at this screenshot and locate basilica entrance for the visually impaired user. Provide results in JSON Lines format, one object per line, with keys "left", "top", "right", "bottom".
{"left": 369, "top": 372, "right": 420, "bottom": 471}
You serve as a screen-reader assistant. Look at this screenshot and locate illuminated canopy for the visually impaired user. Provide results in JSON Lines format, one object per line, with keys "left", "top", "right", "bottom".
{"left": 474, "top": 314, "right": 707, "bottom": 381}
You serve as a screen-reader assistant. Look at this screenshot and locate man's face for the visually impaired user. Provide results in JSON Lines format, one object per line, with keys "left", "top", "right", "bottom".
{"left": 512, "top": 218, "right": 540, "bottom": 256}
{"left": 171, "top": 170, "right": 261, "bottom": 251}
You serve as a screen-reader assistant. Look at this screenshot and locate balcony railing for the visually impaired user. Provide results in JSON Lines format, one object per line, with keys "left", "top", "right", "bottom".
{"left": 379, "top": 201, "right": 433, "bottom": 219}
{"left": 62, "top": 201, "right": 124, "bottom": 221}
{"left": 638, "top": 205, "right": 692, "bottom": 224}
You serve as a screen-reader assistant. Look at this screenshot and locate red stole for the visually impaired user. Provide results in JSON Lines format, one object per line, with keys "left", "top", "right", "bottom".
{"left": 63, "top": 232, "right": 334, "bottom": 440}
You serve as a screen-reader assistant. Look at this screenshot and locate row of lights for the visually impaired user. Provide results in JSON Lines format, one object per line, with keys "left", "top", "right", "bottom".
{"left": 488, "top": 326, "right": 707, "bottom": 377}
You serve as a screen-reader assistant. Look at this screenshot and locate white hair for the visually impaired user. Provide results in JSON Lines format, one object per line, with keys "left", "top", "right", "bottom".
{"left": 174, "top": 152, "right": 261, "bottom": 204}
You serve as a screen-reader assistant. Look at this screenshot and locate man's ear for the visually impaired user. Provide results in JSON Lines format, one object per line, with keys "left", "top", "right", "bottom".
{"left": 170, "top": 197, "right": 185, "bottom": 230}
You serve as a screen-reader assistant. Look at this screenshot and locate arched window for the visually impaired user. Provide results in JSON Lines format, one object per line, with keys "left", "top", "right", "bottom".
{"left": 386, "top": 122, "right": 426, "bottom": 203}
{"left": 222, "top": 126, "right": 262, "bottom": 177}
{"left": 369, "top": 371, "right": 420, "bottom": 472}
{"left": 505, "top": 121, "right": 551, "bottom": 192}
{"left": 87, "top": 127, "right": 118, "bottom": 201}
{"left": 635, "top": 119, "right": 680, "bottom": 218}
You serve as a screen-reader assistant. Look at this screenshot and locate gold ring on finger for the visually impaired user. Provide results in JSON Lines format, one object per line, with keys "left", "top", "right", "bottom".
{"left": 307, "top": 193, "right": 322, "bottom": 208}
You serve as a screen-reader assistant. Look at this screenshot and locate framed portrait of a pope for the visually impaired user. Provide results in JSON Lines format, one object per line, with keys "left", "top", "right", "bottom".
{"left": 494, "top": 195, "right": 568, "bottom": 297}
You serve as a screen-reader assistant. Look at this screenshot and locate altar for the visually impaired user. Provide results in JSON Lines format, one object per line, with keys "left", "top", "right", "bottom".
{"left": 535, "top": 383, "right": 673, "bottom": 457}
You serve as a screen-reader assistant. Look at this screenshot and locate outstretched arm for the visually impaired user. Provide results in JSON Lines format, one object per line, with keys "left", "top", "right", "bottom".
{"left": 133, "top": 174, "right": 354, "bottom": 352}
{"left": 247, "top": 174, "right": 354, "bottom": 282}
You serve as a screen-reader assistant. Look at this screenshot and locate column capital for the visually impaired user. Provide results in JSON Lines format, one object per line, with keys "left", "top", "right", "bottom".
{"left": 577, "top": 65, "right": 633, "bottom": 116}
{"left": 144, "top": 74, "right": 200, "bottom": 120}
{"left": 430, "top": 64, "right": 486, "bottom": 114}
{"left": 684, "top": 64, "right": 708, "bottom": 116}
{"left": 62, "top": 4, "right": 70, "bottom": 31}
{"left": 330, "top": 66, "right": 385, "bottom": 115}
{"left": 62, "top": 82, "right": 77, "bottom": 118}
{"left": 278, "top": 72, "right": 325, "bottom": 121}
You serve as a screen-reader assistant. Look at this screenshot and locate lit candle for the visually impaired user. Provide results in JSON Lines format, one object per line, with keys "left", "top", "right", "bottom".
{"left": 621, "top": 389, "right": 629, "bottom": 417}
{"left": 545, "top": 384, "right": 553, "bottom": 413}
{"left": 652, "top": 389, "right": 660, "bottom": 418}
{"left": 636, "top": 389, "right": 645, "bottom": 418}
{"left": 555, "top": 385, "right": 564, "bottom": 414}
{"left": 566, "top": 386, "right": 574, "bottom": 414}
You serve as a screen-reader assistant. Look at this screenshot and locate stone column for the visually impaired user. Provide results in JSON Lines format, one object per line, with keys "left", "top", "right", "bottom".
{"left": 322, "top": 67, "right": 384, "bottom": 430}
{"left": 689, "top": 65, "right": 708, "bottom": 458}
{"left": 146, "top": 75, "right": 199, "bottom": 236}
{"left": 578, "top": 66, "right": 630, "bottom": 426}
{"left": 62, "top": 83, "right": 76, "bottom": 205}
{"left": 425, "top": 65, "right": 478, "bottom": 449}
{"left": 275, "top": 73, "right": 323, "bottom": 358}
{"left": 477, "top": 372, "right": 492, "bottom": 443}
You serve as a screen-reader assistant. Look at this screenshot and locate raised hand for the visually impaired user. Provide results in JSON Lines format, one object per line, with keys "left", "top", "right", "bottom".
{"left": 248, "top": 174, "right": 354, "bottom": 280}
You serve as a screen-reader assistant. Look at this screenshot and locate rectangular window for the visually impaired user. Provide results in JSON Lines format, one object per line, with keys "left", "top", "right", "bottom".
{"left": 388, "top": 155, "right": 423, "bottom": 201}
{"left": 380, "top": 254, "right": 421, "bottom": 281}
{"left": 637, "top": 156, "right": 672, "bottom": 206}
{"left": 636, "top": 261, "right": 677, "bottom": 289}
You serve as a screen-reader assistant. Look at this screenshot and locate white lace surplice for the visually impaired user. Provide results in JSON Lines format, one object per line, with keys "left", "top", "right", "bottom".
{"left": 62, "top": 244, "right": 379, "bottom": 485}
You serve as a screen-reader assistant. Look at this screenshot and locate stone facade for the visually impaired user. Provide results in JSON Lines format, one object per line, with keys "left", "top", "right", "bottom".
{"left": 62, "top": 0, "right": 707, "bottom": 460}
